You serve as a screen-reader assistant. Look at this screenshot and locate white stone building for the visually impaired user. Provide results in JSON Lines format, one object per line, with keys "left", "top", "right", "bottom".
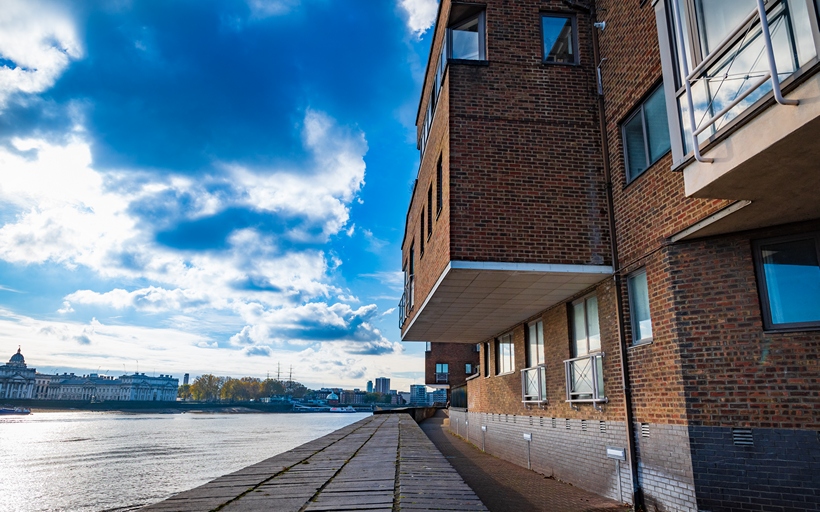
{"left": 0, "top": 348, "right": 36, "bottom": 399}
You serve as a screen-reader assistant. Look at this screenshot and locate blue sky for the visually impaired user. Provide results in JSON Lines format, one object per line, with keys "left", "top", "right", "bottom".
{"left": 0, "top": 0, "right": 439, "bottom": 390}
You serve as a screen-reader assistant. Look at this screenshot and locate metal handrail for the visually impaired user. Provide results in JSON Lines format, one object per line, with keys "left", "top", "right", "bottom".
{"left": 435, "top": 372, "right": 449, "bottom": 383}
{"left": 671, "top": 0, "right": 798, "bottom": 164}
{"left": 398, "top": 275, "right": 414, "bottom": 329}
{"left": 520, "top": 364, "right": 547, "bottom": 403}
{"left": 564, "top": 352, "right": 607, "bottom": 403}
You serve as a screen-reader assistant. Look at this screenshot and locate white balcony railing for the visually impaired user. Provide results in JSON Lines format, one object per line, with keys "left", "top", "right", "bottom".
{"left": 435, "top": 372, "right": 449, "bottom": 384}
{"left": 521, "top": 364, "right": 547, "bottom": 404}
{"left": 564, "top": 353, "right": 607, "bottom": 405}
{"left": 671, "top": 0, "right": 803, "bottom": 163}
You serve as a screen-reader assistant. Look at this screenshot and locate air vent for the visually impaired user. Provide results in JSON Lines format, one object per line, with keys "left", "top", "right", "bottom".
{"left": 565, "top": 419, "right": 571, "bottom": 430}
{"left": 529, "top": 416, "right": 533, "bottom": 426}
{"left": 600, "top": 421, "right": 607, "bottom": 434}
{"left": 641, "top": 423, "right": 650, "bottom": 438}
{"left": 539, "top": 417, "right": 544, "bottom": 427}
{"left": 551, "top": 417, "right": 557, "bottom": 428}
{"left": 733, "top": 428, "right": 753, "bottom": 446}
{"left": 581, "top": 420, "right": 588, "bottom": 431}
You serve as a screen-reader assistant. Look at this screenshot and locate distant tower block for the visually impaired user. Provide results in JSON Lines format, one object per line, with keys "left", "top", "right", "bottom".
{"left": 374, "top": 377, "right": 390, "bottom": 395}
{"left": 183, "top": 373, "right": 189, "bottom": 386}
{"left": 366, "top": 380, "right": 373, "bottom": 393}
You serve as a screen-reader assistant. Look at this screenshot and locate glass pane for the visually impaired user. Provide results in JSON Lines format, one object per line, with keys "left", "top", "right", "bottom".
{"left": 586, "top": 297, "right": 601, "bottom": 353}
{"left": 679, "top": 79, "right": 713, "bottom": 153}
{"left": 788, "top": 0, "right": 817, "bottom": 67}
{"left": 528, "top": 323, "right": 537, "bottom": 367}
{"left": 761, "top": 239, "right": 820, "bottom": 325}
{"left": 644, "top": 87, "right": 671, "bottom": 162}
{"left": 572, "top": 302, "right": 587, "bottom": 356}
{"left": 572, "top": 359, "right": 593, "bottom": 397}
{"left": 542, "top": 16, "right": 575, "bottom": 63}
{"left": 695, "top": 0, "right": 757, "bottom": 55}
{"left": 451, "top": 17, "right": 480, "bottom": 60}
{"left": 705, "top": 5, "right": 795, "bottom": 131}
{"left": 596, "top": 356, "right": 604, "bottom": 398}
{"left": 629, "top": 270, "right": 653, "bottom": 342}
{"left": 671, "top": 0, "right": 694, "bottom": 84}
{"left": 624, "top": 112, "right": 647, "bottom": 180}
{"left": 536, "top": 321, "right": 544, "bottom": 365}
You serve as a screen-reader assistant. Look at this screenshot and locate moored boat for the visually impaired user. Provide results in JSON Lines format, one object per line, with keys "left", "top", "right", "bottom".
{"left": 0, "top": 406, "right": 31, "bottom": 415}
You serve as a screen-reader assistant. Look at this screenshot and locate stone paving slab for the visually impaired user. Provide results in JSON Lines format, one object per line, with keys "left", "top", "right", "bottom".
{"left": 141, "top": 414, "right": 487, "bottom": 512}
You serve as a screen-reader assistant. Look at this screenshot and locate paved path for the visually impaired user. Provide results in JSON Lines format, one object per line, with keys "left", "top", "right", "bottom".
{"left": 420, "top": 411, "right": 631, "bottom": 512}
{"left": 142, "top": 414, "right": 486, "bottom": 511}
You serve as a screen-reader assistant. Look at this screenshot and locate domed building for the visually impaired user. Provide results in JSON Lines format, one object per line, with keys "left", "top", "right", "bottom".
{"left": 0, "top": 347, "right": 36, "bottom": 399}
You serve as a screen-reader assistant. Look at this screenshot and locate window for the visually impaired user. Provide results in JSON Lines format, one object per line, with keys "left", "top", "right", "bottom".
{"left": 495, "top": 332, "right": 514, "bottom": 375}
{"left": 628, "top": 269, "right": 653, "bottom": 343}
{"left": 419, "top": 212, "right": 425, "bottom": 256}
{"left": 754, "top": 233, "right": 820, "bottom": 330}
{"left": 483, "top": 342, "right": 490, "bottom": 376}
{"left": 449, "top": 12, "right": 486, "bottom": 61}
{"left": 541, "top": 14, "right": 576, "bottom": 64}
{"left": 572, "top": 295, "right": 601, "bottom": 356}
{"left": 465, "top": 363, "right": 473, "bottom": 375}
{"left": 435, "top": 363, "right": 449, "bottom": 374}
{"left": 427, "top": 185, "right": 433, "bottom": 239}
{"left": 408, "top": 244, "right": 415, "bottom": 309}
{"left": 566, "top": 295, "right": 605, "bottom": 403}
{"left": 526, "top": 320, "right": 545, "bottom": 367}
{"left": 436, "top": 157, "right": 443, "bottom": 216}
{"left": 623, "top": 85, "right": 671, "bottom": 181}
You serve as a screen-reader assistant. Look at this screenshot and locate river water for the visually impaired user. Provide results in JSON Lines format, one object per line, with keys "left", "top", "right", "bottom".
{"left": 0, "top": 410, "right": 370, "bottom": 512}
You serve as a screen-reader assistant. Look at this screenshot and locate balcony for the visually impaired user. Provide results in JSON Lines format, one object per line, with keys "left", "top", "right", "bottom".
{"left": 521, "top": 365, "right": 547, "bottom": 405}
{"left": 398, "top": 275, "right": 414, "bottom": 329}
{"left": 435, "top": 372, "right": 449, "bottom": 384}
{"left": 662, "top": 0, "right": 820, "bottom": 239}
{"left": 564, "top": 353, "right": 607, "bottom": 406}
{"left": 401, "top": 261, "right": 612, "bottom": 343}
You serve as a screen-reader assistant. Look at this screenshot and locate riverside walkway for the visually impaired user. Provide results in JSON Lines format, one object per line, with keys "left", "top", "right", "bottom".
{"left": 142, "top": 414, "right": 486, "bottom": 511}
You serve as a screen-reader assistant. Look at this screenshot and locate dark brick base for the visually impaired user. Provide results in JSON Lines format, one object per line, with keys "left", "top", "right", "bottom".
{"left": 689, "top": 426, "right": 820, "bottom": 512}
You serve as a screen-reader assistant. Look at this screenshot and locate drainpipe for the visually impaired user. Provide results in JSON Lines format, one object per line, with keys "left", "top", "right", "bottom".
{"left": 589, "top": 3, "right": 643, "bottom": 509}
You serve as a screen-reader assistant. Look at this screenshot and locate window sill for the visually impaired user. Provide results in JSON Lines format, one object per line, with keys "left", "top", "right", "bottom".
{"left": 540, "top": 60, "right": 579, "bottom": 67}
{"left": 495, "top": 371, "right": 515, "bottom": 377}
{"left": 449, "top": 58, "right": 489, "bottom": 67}
{"left": 466, "top": 373, "right": 480, "bottom": 381}
{"left": 629, "top": 339, "right": 653, "bottom": 349}
{"left": 763, "top": 325, "right": 820, "bottom": 334}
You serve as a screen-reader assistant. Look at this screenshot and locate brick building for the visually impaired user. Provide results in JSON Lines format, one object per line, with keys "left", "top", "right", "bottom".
{"left": 399, "top": 1, "right": 820, "bottom": 511}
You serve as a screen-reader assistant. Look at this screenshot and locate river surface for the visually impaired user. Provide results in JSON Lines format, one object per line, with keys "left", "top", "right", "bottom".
{"left": 0, "top": 410, "right": 370, "bottom": 512}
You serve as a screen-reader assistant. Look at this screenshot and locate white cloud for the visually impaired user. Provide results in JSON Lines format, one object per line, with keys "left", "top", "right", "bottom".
{"left": 230, "top": 109, "right": 367, "bottom": 242}
{"left": 398, "top": 0, "right": 438, "bottom": 37}
{"left": 246, "top": 0, "right": 301, "bottom": 18}
{"left": 0, "top": 0, "right": 82, "bottom": 107}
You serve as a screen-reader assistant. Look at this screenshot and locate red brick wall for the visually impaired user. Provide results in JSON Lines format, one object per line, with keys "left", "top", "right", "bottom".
{"left": 670, "top": 222, "right": 820, "bottom": 430}
{"left": 425, "top": 342, "right": 480, "bottom": 388}
{"left": 468, "top": 279, "right": 626, "bottom": 422}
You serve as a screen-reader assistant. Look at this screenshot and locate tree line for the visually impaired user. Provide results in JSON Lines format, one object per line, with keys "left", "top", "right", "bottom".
{"left": 177, "top": 375, "right": 308, "bottom": 402}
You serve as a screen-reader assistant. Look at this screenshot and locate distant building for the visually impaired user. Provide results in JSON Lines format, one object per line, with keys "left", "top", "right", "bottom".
{"left": 428, "top": 389, "right": 447, "bottom": 405}
{"left": 409, "top": 385, "right": 428, "bottom": 406}
{"left": 325, "top": 391, "right": 339, "bottom": 405}
{"left": 0, "top": 347, "right": 35, "bottom": 399}
{"left": 340, "top": 390, "right": 365, "bottom": 405}
{"left": 374, "top": 377, "right": 390, "bottom": 395}
{"left": 366, "top": 380, "right": 373, "bottom": 393}
{"left": 2, "top": 347, "right": 177, "bottom": 401}
{"left": 183, "top": 373, "right": 189, "bottom": 386}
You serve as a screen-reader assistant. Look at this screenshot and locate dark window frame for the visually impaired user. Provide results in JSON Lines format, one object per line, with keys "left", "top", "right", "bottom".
{"left": 622, "top": 83, "right": 671, "bottom": 183}
{"left": 419, "top": 211, "right": 425, "bottom": 257}
{"left": 752, "top": 231, "right": 820, "bottom": 331}
{"left": 436, "top": 156, "right": 443, "bottom": 218}
{"left": 483, "top": 342, "right": 490, "bottom": 377}
{"left": 427, "top": 185, "right": 433, "bottom": 240}
{"left": 540, "top": 13, "right": 579, "bottom": 65}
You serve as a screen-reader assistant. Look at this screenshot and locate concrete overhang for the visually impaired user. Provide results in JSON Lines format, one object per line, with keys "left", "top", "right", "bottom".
{"left": 679, "top": 71, "right": 820, "bottom": 238}
{"left": 401, "top": 261, "right": 613, "bottom": 344}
